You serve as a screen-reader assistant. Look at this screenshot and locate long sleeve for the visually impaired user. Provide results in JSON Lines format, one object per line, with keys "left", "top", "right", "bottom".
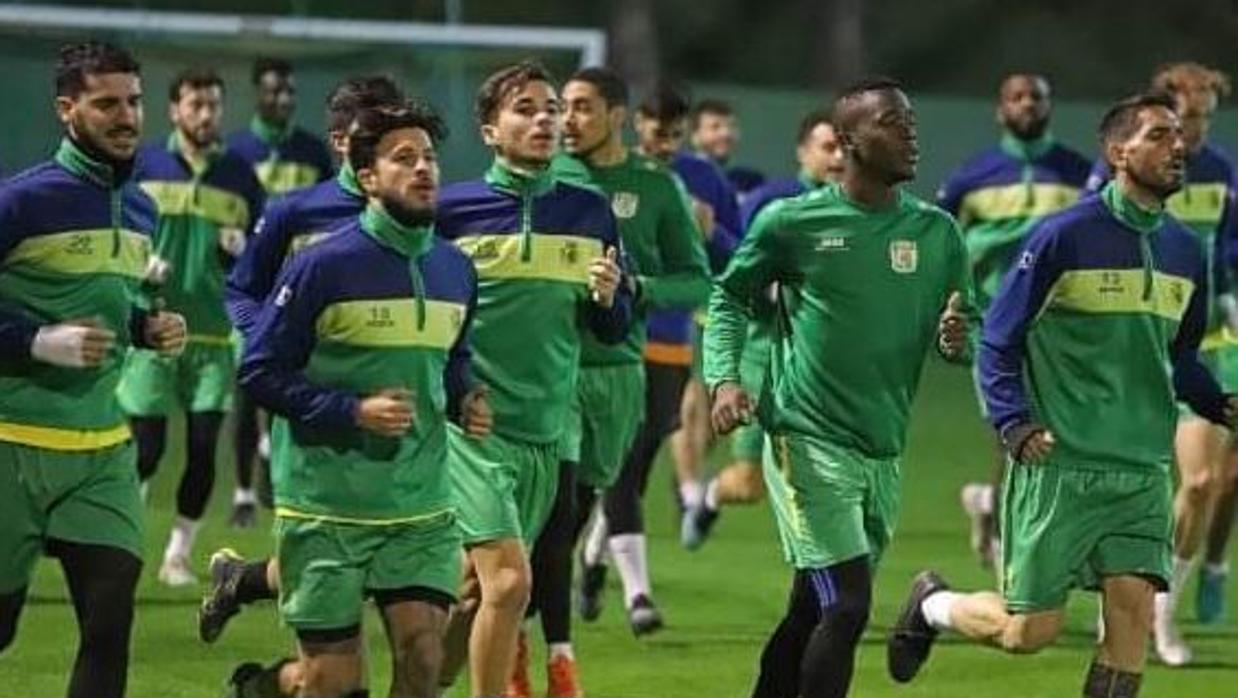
{"left": 1172, "top": 255, "right": 1227, "bottom": 425}
{"left": 636, "top": 180, "right": 711, "bottom": 310}
{"left": 935, "top": 169, "right": 969, "bottom": 218}
{"left": 238, "top": 254, "right": 359, "bottom": 430}
{"left": 1084, "top": 158, "right": 1111, "bottom": 193}
{"left": 937, "top": 220, "right": 980, "bottom": 364}
{"left": 0, "top": 306, "right": 37, "bottom": 362}
{"left": 583, "top": 210, "right": 634, "bottom": 345}
{"left": 704, "top": 178, "right": 743, "bottom": 272}
{"left": 445, "top": 276, "right": 478, "bottom": 425}
{"left": 978, "top": 223, "right": 1067, "bottom": 437}
{"left": 702, "top": 204, "right": 786, "bottom": 390}
{"left": 226, "top": 196, "right": 292, "bottom": 338}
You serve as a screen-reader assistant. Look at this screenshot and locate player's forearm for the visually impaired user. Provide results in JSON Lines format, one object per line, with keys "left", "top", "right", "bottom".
{"left": 444, "top": 351, "right": 474, "bottom": 425}
{"left": 637, "top": 271, "right": 711, "bottom": 310}
{"left": 238, "top": 359, "right": 358, "bottom": 431}
{"left": 1173, "top": 353, "right": 1228, "bottom": 426}
{"left": 705, "top": 225, "right": 740, "bottom": 274}
{"left": 585, "top": 288, "right": 633, "bottom": 345}
{"left": 701, "top": 285, "right": 751, "bottom": 390}
{"left": 977, "top": 336, "right": 1032, "bottom": 432}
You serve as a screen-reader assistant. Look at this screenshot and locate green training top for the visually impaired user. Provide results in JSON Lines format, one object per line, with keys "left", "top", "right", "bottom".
{"left": 552, "top": 151, "right": 711, "bottom": 366}
{"left": 704, "top": 183, "right": 971, "bottom": 459}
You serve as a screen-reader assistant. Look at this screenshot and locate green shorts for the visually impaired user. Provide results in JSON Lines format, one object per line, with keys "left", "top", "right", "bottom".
{"left": 275, "top": 513, "right": 462, "bottom": 632}
{"left": 116, "top": 342, "right": 235, "bottom": 416}
{"left": 1001, "top": 462, "right": 1173, "bottom": 613}
{"left": 560, "top": 364, "right": 645, "bottom": 488}
{"left": 449, "top": 427, "right": 558, "bottom": 547}
{"left": 0, "top": 440, "right": 143, "bottom": 593}
{"left": 763, "top": 432, "right": 901, "bottom": 570}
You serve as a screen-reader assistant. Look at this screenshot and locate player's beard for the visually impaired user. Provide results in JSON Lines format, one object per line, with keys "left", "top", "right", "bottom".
{"left": 1007, "top": 115, "right": 1049, "bottom": 141}
{"left": 70, "top": 114, "right": 137, "bottom": 181}
{"left": 380, "top": 193, "right": 435, "bottom": 228}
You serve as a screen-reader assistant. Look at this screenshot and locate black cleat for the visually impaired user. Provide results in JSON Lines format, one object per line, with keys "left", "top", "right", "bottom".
{"left": 577, "top": 555, "right": 607, "bottom": 622}
{"left": 229, "top": 502, "right": 258, "bottom": 529}
{"left": 199, "top": 548, "right": 246, "bottom": 643}
{"left": 681, "top": 504, "right": 720, "bottom": 551}
{"left": 887, "top": 570, "right": 949, "bottom": 683}
{"left": 628, "top": 594, "right": 665, "bottom": 637}
{"left": 224, "top": 658, "right": 290, "bottom": 698}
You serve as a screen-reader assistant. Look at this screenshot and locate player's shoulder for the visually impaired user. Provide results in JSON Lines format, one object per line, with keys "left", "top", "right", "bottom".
{"left": 0, "top": 160, "right": 64, "bottom": 203}
{"left": 1023, "top": 193, "right": 1102, "bottom": 249}
{"left": 224, "top": 128, "right": 259, "bottom": 151}
{"left": 898, "top": 189, "right": 960, "bottom": 230}
{"left": 552, "top": 177, "right": 611, "bottom": 212}
{"left": 428, "top": 235, "right": 477, "bottom": 278}
{"left": 1196, "top": 142, "right": 1235, "bottom": 179}
{"left": 284, "top": 218, "right": 362, "bottom": 269}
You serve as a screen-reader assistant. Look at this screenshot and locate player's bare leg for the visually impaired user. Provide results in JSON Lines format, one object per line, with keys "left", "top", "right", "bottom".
{"left": 379, "top": 599, "right": 450, "bottom": 698}
{"left": 715, "top": 460, "right": 764, "bottom": 504}
{"left": 456, "top": 538, "right": 531, "bottom": 697}
{"left": 1198, "top": 444, "right": 1238, "bottom": 623}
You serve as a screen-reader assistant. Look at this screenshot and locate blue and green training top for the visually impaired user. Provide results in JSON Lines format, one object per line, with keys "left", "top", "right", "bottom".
{"left": 227, "top": 116, "right": 333, "bottom": 196}
{"left": 239, "top": 202, "right": 476, "bottom": 523}
{"left": 981, "top": 183, "right": 1226, "bottom": 473}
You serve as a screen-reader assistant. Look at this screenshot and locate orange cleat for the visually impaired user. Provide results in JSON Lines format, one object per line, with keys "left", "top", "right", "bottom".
{"left": 506, "top": 629, "right": 533, "bottom": 698}
{"left": 546, "top": 653, "right": 583, "bottom": 698}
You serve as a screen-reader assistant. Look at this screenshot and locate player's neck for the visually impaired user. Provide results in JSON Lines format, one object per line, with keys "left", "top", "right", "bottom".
{"left": 1113, "top": 175, "right": 1165, "bottom": 214}
{"left": 840, "top": 172, "right": 897, "bottom": 210}
{"left": 588, "top": 137, "right": 627, "bottom": 168}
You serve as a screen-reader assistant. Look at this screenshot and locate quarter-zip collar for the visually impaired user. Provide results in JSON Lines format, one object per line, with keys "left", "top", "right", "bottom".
{"left": 55, "top": 137, "right": 129, "bottom": 257}
{"left": 337, "top": 161, "right": 364, "bottom": 198}
{"left": 1000, "top": 130, "right": 1055, "bottom": 208}
{"left": 360, "top": 202, "right": 434, "bottom": 330}
{"left": 1101, "top": 181, "right": 1162, "bottom": 301}
{"left": 486, "top": 158, "right": 552, "bottom": 262}
{"left": 167, "top": 131, "right": 221, "bottom": 179}
{"left": 250, "top": 114, "right": 291, "bottom": 148}
{"left": 797, "top": 170, "right": 827, "bottom": 190}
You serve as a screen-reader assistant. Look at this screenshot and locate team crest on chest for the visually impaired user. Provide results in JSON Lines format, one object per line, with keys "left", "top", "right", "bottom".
{"left": 611, "top": 192, "right": 640, "bottom": 219}
{"left": 889, "top": 240, "right": 918, "bottom": 274}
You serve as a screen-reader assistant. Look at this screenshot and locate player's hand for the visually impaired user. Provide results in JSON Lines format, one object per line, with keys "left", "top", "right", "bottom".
{"left": 145, "top": 310, "right": 187, "bottom": 357}
{"left": 1223, "top": 395, "right": 1238, "bottom": 429}
{"left": 30, "top": 317, "right": 116, "bottom": 368}
{"left": 356, "top": 388, "right": 415, "bottom": 437}
{"left": 711, "top": 381, "right": 754, "bottom": 435}
{"left": 461, "top": 384, "right": 493, "bottom": 438}
{"left": 938, "top": 291, "right": 969, "bottom": 360}
{"left": 1013, "top": 427, "right": 1055, "bottom": 464}
{"left": 588, "top": 247, "right": 622, "bottom": 309}
{"left": 692, "top": 198, "right": 716, "bottom": 240}
{"left": 219, "top": 227, "right": 247, "bottom": 257}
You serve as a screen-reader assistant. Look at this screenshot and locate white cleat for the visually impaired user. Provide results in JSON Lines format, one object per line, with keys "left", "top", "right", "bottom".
{"left": 158, "top": 555, "right": 199, "bottom": 587}
{"left": 960, "top": 483, "right": 996, "bottom": 568}
{"left": 1153, "top": 594, "right": 1192, "bottom": 667}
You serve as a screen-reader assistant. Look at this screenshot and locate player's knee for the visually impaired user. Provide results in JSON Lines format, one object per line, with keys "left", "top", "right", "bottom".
{"left": 824, "top": 594, "right": 871, "bottom": 643}
{"left": 483, "top": 565, "right": 531, "bottom": 614}
{"left": 1181, "top": 468, "right": 1219, "bottom": 505}
{"left": 393, "top": 630, "right": 444, "bottom": 688}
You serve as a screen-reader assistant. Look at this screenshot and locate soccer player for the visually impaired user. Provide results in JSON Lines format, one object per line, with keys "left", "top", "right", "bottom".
{"left": 938, "top": 73, "right": 1092, "bottom": 569}
{"left": 1084, "top": 62, "right": 1236, "bottom": 665}
{"left": 681, "top": 109, "right": 845, "bottom": 549}
{"left": 116, "top": 68, "right": 265, "bottom": 586}
{"left": 504, "top": 66, "right": 710, "bottom": 696}
{"left": 200, "top": 76, "right": 407, "bottom": 650}
{"left": 0, "top": 40, "right": 187, "bottom": 698}
{"left": 233, "top": 102, "right": 488, "bottom": 698}
{"left": 691, "top": 98, "right": 766, "bottom": 196}
{"left": 706, "top": 77, "right": 972, "bottom": 698}
{"left": 227, "top": 57, "right": 334, "bottom": 196}
{"left": 435, "top": 60, "right": 630, "bottom": 698}
{"left": 889, "top": 92, "right": 1234, "bottom": 698}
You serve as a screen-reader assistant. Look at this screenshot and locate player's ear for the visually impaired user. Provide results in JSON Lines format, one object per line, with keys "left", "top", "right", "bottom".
{"left": 479, "top": 122, "right": 499, "bottom": 148}
{"left": 1103, "top": 139, "right": 1125, "bottom": 175}
{"left": 355, "top": 166, "right": 377, "bottom": 195}
{"left": 610, "top": 105, "right": 628, "bottom": 132}
{"left": 54, "top": 95, "right": 75, "bottom": 128}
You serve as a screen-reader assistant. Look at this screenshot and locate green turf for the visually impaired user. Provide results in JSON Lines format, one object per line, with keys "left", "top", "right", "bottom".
{"left": 2, "top": 359, "right": 1235, "bottom": 697}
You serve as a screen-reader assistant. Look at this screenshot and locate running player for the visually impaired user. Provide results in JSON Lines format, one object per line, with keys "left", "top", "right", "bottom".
{"left": 939, "top": 73, "right": 1091, "bottom": 569}
{"left": 707, "top": 77, "right": 972, "bottom": 698}
{"left": 1084, "top": 62, "right": 1236, "bottom": 665}
{"left": 234, "top": 102, "right": 489, "bottom": 698}
{"left": 434, "top": 60, "right": 630, "bottom": 698}
{"left": 506, "top": 66, "right": 710, "bottom": 697}
{"left": 682, "top": 108, "right": 845, "bottom": 549}
{"left": 888, "top": 91, "right": 1234, "bottom": 698}
{"left": 117, "top": 68, "right": 265, "bottom": 586}
{"left": 0, "top": 40, "right": 186, "bottom": 698}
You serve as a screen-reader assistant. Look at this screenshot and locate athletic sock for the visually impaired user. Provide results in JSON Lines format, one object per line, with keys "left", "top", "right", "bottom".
{"left": 164, "top": 516, "right": 200, "bottom": 561}
{"left": 233, "top": 488, "right": 257, "bottom": 506}
{"left": 609, "top": 533, "right": 651, "bottom": 607}
{"left": 980, "top": 483, "right": 996, "bottom": 515}
{"left": 237, "top": 559, "right": 277, "bottom": 603}
{"left": 548, "top": 642, "right": 574, "bottom": 660}
{"left": 920, "top": 590, "right": 962, "bottom": 631}
{"left": 704, "top": 477, "right": 720, "bottom": 512}
{"left": 1204, "top": 561, "right": 1229, "bottom": 576}
{"left": 139, "top": 481, "right": 150, "bottom": 504}
{"left": 1161, "top": 556, "right": 1195, "bottom": 619}
{"left": 679, "top": 479, "right": 704, "bottom": 509}
{"left": 582, "top": 510, "right": 609, "bottom": 567}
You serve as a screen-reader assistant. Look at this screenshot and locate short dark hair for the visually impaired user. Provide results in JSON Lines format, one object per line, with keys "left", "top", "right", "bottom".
{"left": 252, "top": 56, "right": 293, "bottom": 86}
{"left": 168, "top": 67, "right": 224, "bottom": 102}
{"left": 475, "top": 60, "right": 554, "bottom": 125}
{"left": 326, "top": 75, "right": 405, "bottom": 134}
{"left": 637, "top": 82, "right": 691, "bottom": 122}
{"left": 796, "top": 108, "right": 833, "bottom": 144}
{"left": 834, "top": 75, "right": 903, "bottom": 106}
{"left": 347, "top": 101, "right": 448, "bottom": 172}
{"left": 691, "top": 98, "right": 733, "bottom": 128}
{"left": 567, "top": 66, "right": 629, "bottom": 108}
{"left": 1098, "top": 91, "right": 1177, "bottom": 148}
{"left": 55, "top": 40, "right": 140, "bottom": 98}
{"left": 1151, "top": 62, "right": 1232, "bottom": 100}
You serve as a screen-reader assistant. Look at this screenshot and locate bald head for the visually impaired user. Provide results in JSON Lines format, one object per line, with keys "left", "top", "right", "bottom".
{"left": 998, "top": 73, "right": 1051, "bottom": 140}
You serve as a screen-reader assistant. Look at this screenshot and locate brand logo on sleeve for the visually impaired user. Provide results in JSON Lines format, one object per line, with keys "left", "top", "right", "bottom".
{"left": 274, "top": 285, "right": 293, "bottom": 306}
{"left": 889, "top": 240, "right": 918, "bottom": 273}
